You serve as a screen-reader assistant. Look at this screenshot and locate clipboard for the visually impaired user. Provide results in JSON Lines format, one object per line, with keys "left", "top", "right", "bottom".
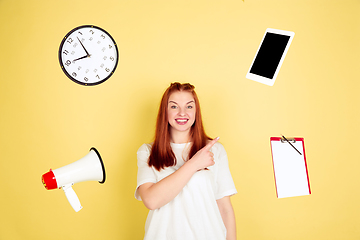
{"left": 270, "top": 137, "right": 311, "bottom": 198}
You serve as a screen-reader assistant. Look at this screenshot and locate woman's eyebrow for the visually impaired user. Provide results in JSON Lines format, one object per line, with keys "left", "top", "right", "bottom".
{"left": 168, "top": 100, "right": 194, "bottom": 105}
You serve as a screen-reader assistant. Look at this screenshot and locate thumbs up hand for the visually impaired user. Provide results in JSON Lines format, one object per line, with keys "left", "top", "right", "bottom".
{"left": 188, "top": 137, "right": 220, "bottom": 171}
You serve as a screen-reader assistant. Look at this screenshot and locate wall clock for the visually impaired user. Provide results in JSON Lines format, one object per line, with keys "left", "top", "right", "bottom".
{"left": 59, "top": 25, "right": 119, "bottom": 86}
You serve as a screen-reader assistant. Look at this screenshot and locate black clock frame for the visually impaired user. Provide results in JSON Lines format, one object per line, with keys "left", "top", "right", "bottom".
{"left": 59, "top": 25, "right": 119, "bottom": 86}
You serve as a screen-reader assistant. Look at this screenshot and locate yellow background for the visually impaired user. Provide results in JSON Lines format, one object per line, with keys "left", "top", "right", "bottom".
{"left": 0, "top": 0, "right": 359, "bottom": 239}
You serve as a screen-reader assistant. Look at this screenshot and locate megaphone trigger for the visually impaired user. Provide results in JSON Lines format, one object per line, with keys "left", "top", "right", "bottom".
{"left": 62, "top": 183, "right": 83, "bottom": 212}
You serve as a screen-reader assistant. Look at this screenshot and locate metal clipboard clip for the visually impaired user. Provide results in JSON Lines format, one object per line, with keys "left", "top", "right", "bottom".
{"left": 280, "top": 138, "right": 296, "bottom": 143}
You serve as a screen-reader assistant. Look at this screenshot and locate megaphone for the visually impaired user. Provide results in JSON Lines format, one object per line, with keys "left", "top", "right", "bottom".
{"left": 41, "top": 147, "right": 106, "bottom": 212}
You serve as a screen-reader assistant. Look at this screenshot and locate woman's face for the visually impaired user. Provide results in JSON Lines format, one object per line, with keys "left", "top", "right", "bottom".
{"left": 167, "top": 90, "right": 196, "bottom": 137}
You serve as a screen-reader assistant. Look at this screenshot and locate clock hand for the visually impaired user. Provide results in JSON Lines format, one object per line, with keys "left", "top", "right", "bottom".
{"left": 77, "top": 37, "right": 90, "bottom": 57}
{"left": 72, "top": 55, "right": 89, "bottom": 63}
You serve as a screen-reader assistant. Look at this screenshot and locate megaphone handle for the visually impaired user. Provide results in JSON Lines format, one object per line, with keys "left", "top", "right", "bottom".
{"left": 62, "top": 183, "right": 83, "bottom": 212}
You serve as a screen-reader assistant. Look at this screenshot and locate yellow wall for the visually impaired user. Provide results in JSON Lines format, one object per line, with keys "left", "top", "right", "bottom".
{"left": 0, "top": 0, "right": 359, "bottom": 239}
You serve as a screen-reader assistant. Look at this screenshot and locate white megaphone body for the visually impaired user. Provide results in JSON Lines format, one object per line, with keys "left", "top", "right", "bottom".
{"left": 42, "top": 147, "right": 106, "bottom": 212}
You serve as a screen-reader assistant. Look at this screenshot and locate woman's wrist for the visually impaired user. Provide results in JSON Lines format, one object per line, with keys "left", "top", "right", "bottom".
{"left": 183, "top": 159, "right": 199, "bottom": 174}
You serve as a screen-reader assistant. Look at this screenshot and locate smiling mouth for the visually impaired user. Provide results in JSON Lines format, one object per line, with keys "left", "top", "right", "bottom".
{"left": 176, "top": 119, "right": 188, "bottom": 124}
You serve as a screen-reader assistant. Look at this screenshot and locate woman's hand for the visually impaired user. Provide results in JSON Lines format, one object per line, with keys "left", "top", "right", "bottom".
{"left": 188, "top": 137, "right": 220, "bottom": 171}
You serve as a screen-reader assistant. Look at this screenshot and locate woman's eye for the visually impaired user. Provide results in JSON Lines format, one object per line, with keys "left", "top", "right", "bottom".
{"left": 187, "top": 105, "right": 193, "bottom": 109}
{"left": 170, "top": 105, "right": 177, "bottom": 109}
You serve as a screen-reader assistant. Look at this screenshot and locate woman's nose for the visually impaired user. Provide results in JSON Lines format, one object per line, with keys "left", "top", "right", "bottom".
{"left": 178, "top": 107, "right": 186, "bottom": 116}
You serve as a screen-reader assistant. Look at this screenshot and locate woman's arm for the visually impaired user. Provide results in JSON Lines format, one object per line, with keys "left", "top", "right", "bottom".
{"left": 137, "top": 161, "right": 197, "bottom": 210}
{"left": 217, "top": 196, "right": 236, "bottom": 240}
{"left": 138, "top": 137, "right": 219, "bottom": 210}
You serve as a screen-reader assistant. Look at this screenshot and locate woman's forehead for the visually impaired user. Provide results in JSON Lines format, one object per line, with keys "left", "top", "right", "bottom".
{"left": 168, "top": 91, "right": 195, "bottom": 103}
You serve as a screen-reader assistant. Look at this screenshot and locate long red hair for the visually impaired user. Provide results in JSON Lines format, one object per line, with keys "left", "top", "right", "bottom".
{"left": 148, "top": 82, "right": 211, "bottom": 171}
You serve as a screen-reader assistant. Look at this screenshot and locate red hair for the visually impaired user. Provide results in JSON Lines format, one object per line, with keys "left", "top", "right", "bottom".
{"left": 148, "top": 82, "right": 211, "bottom": 171}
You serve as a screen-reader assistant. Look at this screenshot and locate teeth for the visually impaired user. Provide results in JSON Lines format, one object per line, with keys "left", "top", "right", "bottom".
{"left": 176, "top": 119, "right": 187, "bottom": 122}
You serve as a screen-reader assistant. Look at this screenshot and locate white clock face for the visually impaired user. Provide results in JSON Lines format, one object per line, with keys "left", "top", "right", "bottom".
{"left": 59, "top": 25, "right": 119, "bottom": 86}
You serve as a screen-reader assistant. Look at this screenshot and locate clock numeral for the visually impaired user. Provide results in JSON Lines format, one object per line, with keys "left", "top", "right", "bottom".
{"left": 102, "top": 47, "right": 106, "bottom": 52}
{"left": 96, "top": 75, "right": 100, "bottom": 79}
{"left": 89, "top": 30, "right": 94, "bottom": 34}
{"left": 65, "top": 60, "right": 71, "bottom": 66}
{"left": 105, "top": 68, "right": 110, "bottom": 72}
{"left": 73, "top": 43, "right": 78, "bottom": 48}
{"left": 110, "top": 56, "right": 114, "bottom": 61}
{"left": 100, "top": 63, "right": 104, "bottom": 68}
{"left": 72, "top": 72, "right": 77, "bottom": 77}
{"left": 103, "top": 56, "right": 107, "bottom": 60}
{"left": 84, "top": 77, "right": 89, "bottom": 82}
{"left": 71, "top": 51, "right": 75, "bottom": 55}
{"left": 78, "top": 31, "right": 83, "bottom": 35}
{"left": 94, "top": 69, "right": 98, "bottom": 73}
{"left": 67, "top": 37, "right": 73, "bottom": 44}
{"left": 63, "top": 50, "right": 69, "bottom": 55}
{"left": 109, "top": 45, "right": 112, "bottom": 49}
{"left": 101, "top": 34, "right": 105, "bottom": 39}
{"left": 78, "top": 66, "right": 82, "bottom": 71}
{"left": 85, "top": 69, "right": 89, "bottom": 73}
{"left": 97, "top": 41, "right": 101, "bottom": 44}
{"left": 89, "top": 37, "right": 93, "bottom": 41}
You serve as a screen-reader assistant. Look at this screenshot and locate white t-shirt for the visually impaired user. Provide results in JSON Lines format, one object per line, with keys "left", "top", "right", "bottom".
{"left": 135, "top": 142, "right": 237, "bottom": 240}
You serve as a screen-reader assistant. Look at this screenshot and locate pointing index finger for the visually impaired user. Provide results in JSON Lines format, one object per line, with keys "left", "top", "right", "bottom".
{"left": 204, "top": 137, "right": 220, "bottom": 150}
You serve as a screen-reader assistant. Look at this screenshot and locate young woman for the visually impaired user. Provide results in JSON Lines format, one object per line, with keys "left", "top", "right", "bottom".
{"left": 135, "top": 82, "right": 237, "bottom": 240}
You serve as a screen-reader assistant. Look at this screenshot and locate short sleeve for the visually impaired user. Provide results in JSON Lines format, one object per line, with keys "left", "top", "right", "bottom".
{"left": 213, "top": 143, "right": 237, "bottom": 200}
{"left": 134, "top": 144, "right": 157, "bottom": 201}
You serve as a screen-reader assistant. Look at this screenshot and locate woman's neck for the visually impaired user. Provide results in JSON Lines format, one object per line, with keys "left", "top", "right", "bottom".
{"left": 170, "top": 130, "right": 191, "bottom": 144}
